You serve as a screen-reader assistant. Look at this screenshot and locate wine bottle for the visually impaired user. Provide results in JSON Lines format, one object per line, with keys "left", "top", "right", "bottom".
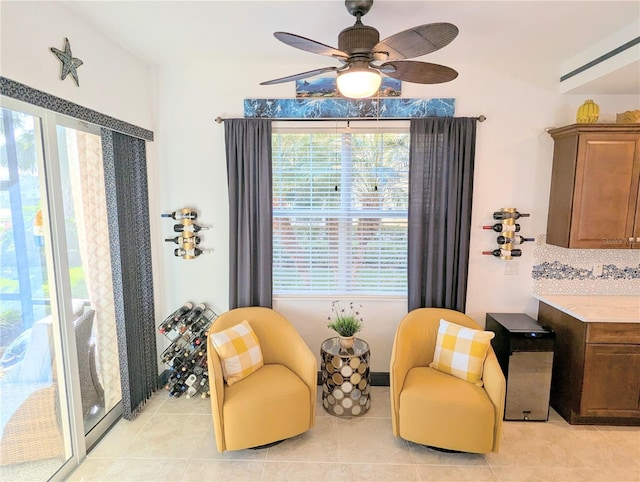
{"left": 171, "top": 302, "right": 193, "bottom": 324}
{"left": 172, "top": 337, "right": 189, "bottom": 352}
{"left": 169, "top": 303, "right": 194, "bottom": 332}
{"left": 184, "top": 303, "right": 206, "bottom": 325}
{"left": 161, "top": 209, "right": 197, "bottom": 221}
{"left": 189, "top": 322, "right": 208, "bottom": 339}
{"left": 158, "top": 307, "right": 183, "bottom": 334}
{"left": 165, "top": 374, "right": 183, "bottom": 389}
{"left": 161, "top": 316, "right": 189, "bottom": 336}
{"left": 166, "top": 372, "right": 179, "bottom": 384}
{"left": 496, "top": 235, "right": 535, "bottom": 245}
{"left": 192, "top": 316, "right": 211, "bottom": 334}
{"left": 184, "top": 350, "right": 204, "bottom": 366}
{"left": 185, "top": 374, "right": 198, "bottom": 387}
{"left": 200, "top": 377, "right": 209, "bottom": 390}
{"left": 169, "top": 383, "right": 187, "bottom": 397}
{"left": 483, "top": 223, "right": 521, "bottom": 233}
{"left": 482, "top": 248, "right": 522, "bottom": 258}
{"left": 180, "top": 315, "right": 204, "bottom": 334}
{"left": 200, "top": 379, "right": 210, "bottom": 398}
{"left": 161, "top": 343, "right": 187, "bottom": 364}
{"left": 164, "top": 235, "right": 201, "bottom": 245}
{"left": 185, "top": 346, "right": 205, "bottom": 361}
{"left": 173, "top": 223, "right": 208, "bottom": 233}
{"left": 160, "top": 344, "right": 178, "bottom": 364}
{"left": 185, "top": 385, "right": 198, "bottom": 399}
{"left": 492, "top": 211, "right": 530, "bottom": 220}
{"left": 174, "top": 247, "right": 208, "bottom": 259}
{"left": 172, "top": 355, "right": 187, "bottom": 370}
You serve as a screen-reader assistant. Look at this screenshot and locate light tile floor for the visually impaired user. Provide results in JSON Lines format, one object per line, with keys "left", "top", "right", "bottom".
{"left": 67, "top": 387, "right": 640, "bottom": 482}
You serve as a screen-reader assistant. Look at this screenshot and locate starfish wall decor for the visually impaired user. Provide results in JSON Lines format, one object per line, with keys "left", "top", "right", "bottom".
{"left": 50, "top": 37, "right": 83, "bottom": 86}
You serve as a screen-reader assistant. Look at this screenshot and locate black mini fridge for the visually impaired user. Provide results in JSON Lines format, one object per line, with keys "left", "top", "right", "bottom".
{"left": 486, "top": 313, "right": 555, "bottom": 421}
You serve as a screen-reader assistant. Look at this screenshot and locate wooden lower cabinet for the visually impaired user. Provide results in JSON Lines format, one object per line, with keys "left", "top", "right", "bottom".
{"left": 538, "top": 302, "right": 640, "bottom": 425}
{"left": 582, "top": 344, "right": 640, "bottom": 417}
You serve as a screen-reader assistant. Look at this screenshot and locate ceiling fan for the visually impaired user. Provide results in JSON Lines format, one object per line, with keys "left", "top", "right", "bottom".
{"left": 260, "top": 0, "right": 459, "bottom": 98}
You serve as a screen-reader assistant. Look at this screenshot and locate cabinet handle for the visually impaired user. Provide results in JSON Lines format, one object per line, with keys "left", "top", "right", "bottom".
{"left": 629, "top": 237, "right": 635, "bottom": 243}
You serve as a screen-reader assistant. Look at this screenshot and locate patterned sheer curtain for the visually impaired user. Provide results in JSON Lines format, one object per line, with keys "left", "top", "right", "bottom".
{"left": 224, "top": 119, "right": 273, "bottom": 308}
{"left": 66, "top": 131, "right": 120, "bottom": 410}
{"left": 101, "top": 129, "right": 156, "bottom": 420}
{"left": 408, "top": 117, "right": 477, "bottom": 312}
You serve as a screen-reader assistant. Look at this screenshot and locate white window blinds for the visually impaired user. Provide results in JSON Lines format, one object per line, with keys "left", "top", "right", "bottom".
{"left": 272, "top": 124, "right": 409, "bottom": 295}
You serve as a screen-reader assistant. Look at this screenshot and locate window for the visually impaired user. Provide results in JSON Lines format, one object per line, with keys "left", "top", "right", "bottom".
{"left": 272, "top": 122, "right": 409, "bottom": 295}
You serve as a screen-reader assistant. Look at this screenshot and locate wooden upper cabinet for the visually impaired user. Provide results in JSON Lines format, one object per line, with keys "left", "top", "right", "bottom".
{"left": 546, "top": 124, "right": 640, "bottom": 249}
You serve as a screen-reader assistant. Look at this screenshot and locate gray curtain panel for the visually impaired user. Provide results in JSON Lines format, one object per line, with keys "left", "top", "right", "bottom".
{"left": 408, "top": 117, "right": 477, "bottom": 312}
{"left": 224, "top": 119, "right": 273, "bottom": 309}
{"left": 102, "top": 129, "right": 157, "bottom": 420}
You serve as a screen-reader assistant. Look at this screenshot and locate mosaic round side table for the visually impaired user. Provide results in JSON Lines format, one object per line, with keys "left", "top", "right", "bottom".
{"left": 320, "top": 337, "right": 371, "bottom": 417}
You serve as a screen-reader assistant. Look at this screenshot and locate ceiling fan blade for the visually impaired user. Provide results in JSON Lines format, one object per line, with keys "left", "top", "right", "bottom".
{"left": 260, "top": 66, "right": 340, "bottom": 85}
{"left": 373, "top": 23, "right": 458, "bottom": 61}
{"left": 378, "top": 60, "right": 458, "bottom": 84}
{"left": 274, "top": 32, "right": 348, "bottom": 59}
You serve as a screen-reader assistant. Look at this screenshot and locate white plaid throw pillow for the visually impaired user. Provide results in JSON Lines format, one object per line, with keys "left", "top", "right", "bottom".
{"left": 429, "top": 318, "right": 495, "bottom": 387}
{"left": 210, "top": 320, "right": 264, "bottom": 385}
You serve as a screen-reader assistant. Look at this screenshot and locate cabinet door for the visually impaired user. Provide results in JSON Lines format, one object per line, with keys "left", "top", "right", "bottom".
{"left": 581, "top": 343, "right": 640, "bottom": 417}
{"left": 632, "top": 147, "right": 640, "bottom": 248}
{"left": 571, "top": 134, "right": 640, "bottom": 248}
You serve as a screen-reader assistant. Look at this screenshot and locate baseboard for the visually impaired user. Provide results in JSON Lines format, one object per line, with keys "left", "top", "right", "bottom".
{"left": 161, "top": 368, "right": 390, "bottom": 389}
{"left": 317, "top": 371, "right": 389, "bottom": 386}
{"left": 371, "top": 372, "right": 390, "bottom": 386}
{"left": 158, "top": 369, "right": 170, "bottom": 388}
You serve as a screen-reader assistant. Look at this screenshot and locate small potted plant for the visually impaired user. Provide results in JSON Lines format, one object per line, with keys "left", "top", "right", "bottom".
{"left": 327, "top": 300, "right": 363, "bottom": 350}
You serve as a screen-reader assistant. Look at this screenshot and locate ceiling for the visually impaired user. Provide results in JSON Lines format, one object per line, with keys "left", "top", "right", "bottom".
{"left": 63, "top": 0, "right": 639, "bottom": 95}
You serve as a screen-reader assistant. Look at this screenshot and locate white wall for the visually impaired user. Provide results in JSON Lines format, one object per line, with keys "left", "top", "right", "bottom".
{"left": 155, "top": 53, "right": 637, "bottom": 372}
{"left": 0, "top": 1, "right": 165, "bottom": 369}
{"left": 0, "top": 1, "right": 154, "bottom": 131}
{"left": 4, "top": 1, "right": 637, "bottom": 374}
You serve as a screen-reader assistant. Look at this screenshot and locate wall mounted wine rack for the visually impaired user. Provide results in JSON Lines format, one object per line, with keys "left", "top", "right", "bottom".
{"left": 162, "top": 208, "right": 210, "bottom": 259}
{"left": 482, "top": 208, "right": 534, "bottom": 260}
{"left": 159, "top": 302, "right": 218, "bottom": 399}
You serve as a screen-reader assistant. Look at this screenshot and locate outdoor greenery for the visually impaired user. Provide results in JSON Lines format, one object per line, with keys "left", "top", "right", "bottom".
{"left": 272, "top": 130, "right": 409, "bottom": 295}
{"left": 0, "top": 108, "right": 88, "bottom": 347}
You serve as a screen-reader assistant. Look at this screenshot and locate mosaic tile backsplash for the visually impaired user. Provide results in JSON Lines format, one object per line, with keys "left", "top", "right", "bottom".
{"left": 532, "top": 235, "right": 640, "bottom": 295}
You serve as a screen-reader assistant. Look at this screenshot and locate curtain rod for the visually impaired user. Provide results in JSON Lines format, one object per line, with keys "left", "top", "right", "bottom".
{"left": 214, "top": 115, "right": 486, "bottom": 124}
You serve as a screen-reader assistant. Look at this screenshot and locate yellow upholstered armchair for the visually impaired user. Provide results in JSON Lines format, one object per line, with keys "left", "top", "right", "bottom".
{"left": 390, "top": 308, "right": 506, "bottom": 453}
{"left": 206, "top": 307, "right": 317, "bottom": 452}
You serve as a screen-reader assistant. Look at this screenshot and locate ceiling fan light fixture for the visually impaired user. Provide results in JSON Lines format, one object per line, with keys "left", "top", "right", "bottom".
{"left": 336, "top": 66, "right": 382, "bottom": 98}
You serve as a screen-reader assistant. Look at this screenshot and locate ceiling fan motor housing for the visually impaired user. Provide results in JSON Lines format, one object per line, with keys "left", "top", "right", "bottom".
{"left": 261, "top": 0, "right": 459, "bottom": 88}
{"left": 338, "top": 23, "right": 380, "bottom": 58}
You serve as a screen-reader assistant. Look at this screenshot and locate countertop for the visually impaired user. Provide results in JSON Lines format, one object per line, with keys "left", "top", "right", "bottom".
{"left": 535, "top": 295, "right": 640, "bottom": 323}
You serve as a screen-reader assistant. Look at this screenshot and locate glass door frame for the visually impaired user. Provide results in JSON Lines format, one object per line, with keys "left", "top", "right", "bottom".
{"left": 1, "top": 96, "right": 123, "bottom": 481}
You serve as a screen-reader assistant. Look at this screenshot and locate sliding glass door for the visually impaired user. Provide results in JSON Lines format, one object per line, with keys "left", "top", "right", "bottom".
{"left": 0, "top": 105, "right": 72, "bottom": 480}
{"left": 56, "top": 123, "right": 122, "bottom": 437}
{"left": 0, "top": 99, "right": 122, "bottom": 480}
